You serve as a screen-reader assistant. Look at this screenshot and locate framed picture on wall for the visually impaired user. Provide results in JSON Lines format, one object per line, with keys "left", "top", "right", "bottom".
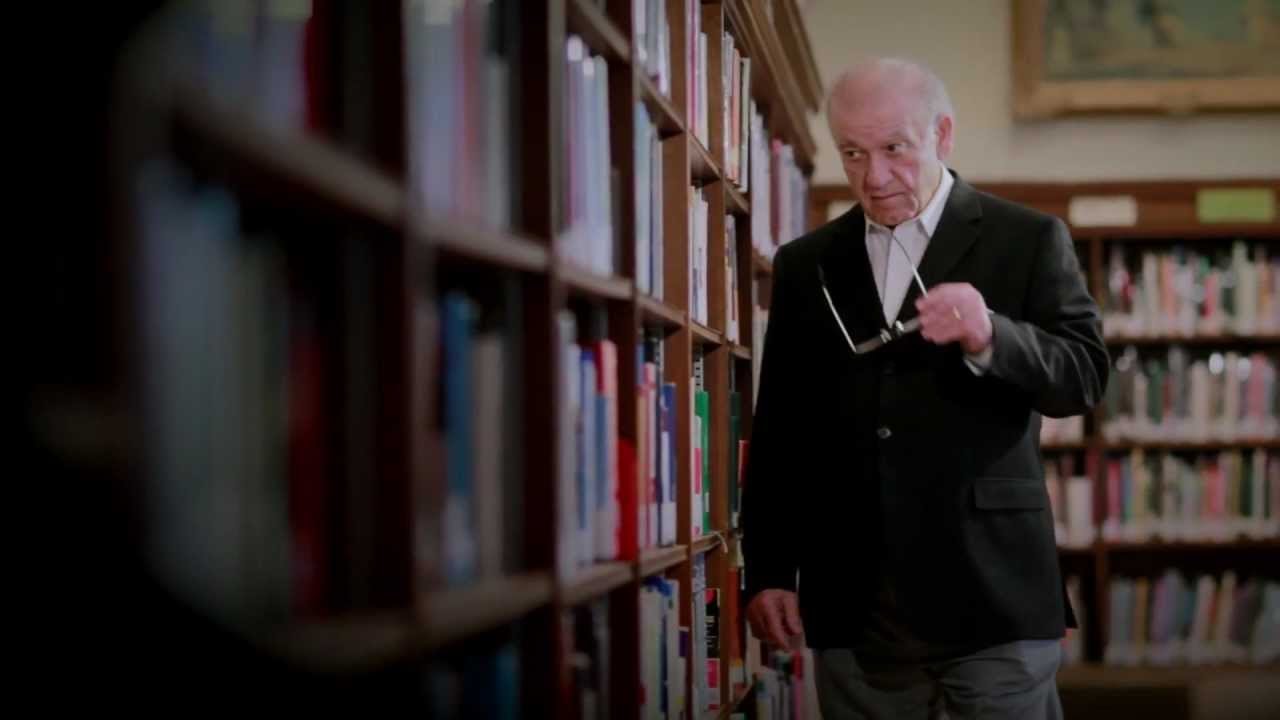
{"left": 1012, "top": 0, "right": 1280, "bottom": 118}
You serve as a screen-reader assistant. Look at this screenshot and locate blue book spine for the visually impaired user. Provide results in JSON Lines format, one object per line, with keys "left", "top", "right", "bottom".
{"left": 442, "top": 292, "right": 477, "bottom": 585}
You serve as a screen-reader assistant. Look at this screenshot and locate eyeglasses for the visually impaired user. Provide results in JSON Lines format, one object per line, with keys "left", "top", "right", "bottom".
{"left": 818, "top": 233, "right": 929, "bottom": 356}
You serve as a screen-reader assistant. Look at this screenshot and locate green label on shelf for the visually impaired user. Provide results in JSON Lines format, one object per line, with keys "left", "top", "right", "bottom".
{"left": 1195, "top": 188, "right": 1276, "bottom": 223}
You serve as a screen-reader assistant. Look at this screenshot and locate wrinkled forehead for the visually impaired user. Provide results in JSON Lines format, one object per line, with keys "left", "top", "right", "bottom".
{"left": 828, "top": 87, "right": 925, "bottom": 144}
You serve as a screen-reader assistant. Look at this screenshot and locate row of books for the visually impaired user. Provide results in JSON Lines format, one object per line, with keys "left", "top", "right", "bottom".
{"left": 568, "top": 598, "right": 611, "bottom": 719}
{"left": 1101, "top": 449, "right": 1280, "bottom": 543}
{"left": 1102, "top": 346, "right": 1279, "bottom": 441}
{"left": 692, "top": 556, "right": 723, "bottom": 717}
{"left": 562, "top": 35, "right": 619, "bottom": 277}
{"left": 1045, "top": 461, "right": 1096, "bottom": 549}
{"left": 725, "top": 216, "right": 742, "bottom": 344}
{"left": 770, "top": 140, "right": 807, "bottom": 257}
{"left": 747, "top": 647, "right": 814, "bottom": 720}
{"left": 172, "top": 0, "right": 316, "bottom": 132}
{"left": 1104, "top": 570, "right": 1279, "bottom": 666}
{"left": 422, "top": 640, "right": 521, "bottom": 719}
{"left": 137, "top": 158, "right": 412, "bottom": 620}
{"left": 748, "top": 105, "right": 773, "bottom": 261}
{"left": 641, "top": 575, "right": 686, "bottom": 719}
{"left": 430, "top": 290, "right": 526, "bottom": 588}
{"left": 634, "top": 0, "right": 672, "bottom": 96}
{"left": 1103, "top": 242, "right": 1280, "bottom": 338}
{"left": 636, "top": 334, "right": 680, "bottom": 553}
{"left": 689, "top": 186, "right": 711, "bottom": 326}
{"left": 686, "top": 0, "right": 709, "bottom": 148}
{"left": 720, "top": 33, "right": 753, "bottom": 191}
{"left": 635, "top": 105, "right": 666, "bottom": 299}
{"left": 557, "top": 311, "right": 625, "bottom": 572}
{"left": 407, "top": 0, "right": 517, "bottom": 230}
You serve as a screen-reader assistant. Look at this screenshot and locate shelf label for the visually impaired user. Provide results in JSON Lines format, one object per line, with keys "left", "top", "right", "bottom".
{"left": 1196, "top": 188, "right": 1276, "bottom": 223}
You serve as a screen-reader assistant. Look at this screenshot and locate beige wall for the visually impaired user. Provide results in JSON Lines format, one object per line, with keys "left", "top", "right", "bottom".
{"left": 800, "top": 0, "right": 1280, "bottom": 185}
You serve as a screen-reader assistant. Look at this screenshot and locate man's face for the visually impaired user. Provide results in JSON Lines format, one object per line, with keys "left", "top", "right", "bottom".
{"left": 828, "top": 87, "right": 951, "bottom": 227}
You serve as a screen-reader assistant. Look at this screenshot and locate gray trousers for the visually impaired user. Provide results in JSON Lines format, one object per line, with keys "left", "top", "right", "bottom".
{"left": 815, "top": 640, "right": 1063, "bottom": 720}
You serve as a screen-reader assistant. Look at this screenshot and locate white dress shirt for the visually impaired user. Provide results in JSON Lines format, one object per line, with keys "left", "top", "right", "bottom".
{"left": 864, "top": 168, "right": 992, "bottom": 372}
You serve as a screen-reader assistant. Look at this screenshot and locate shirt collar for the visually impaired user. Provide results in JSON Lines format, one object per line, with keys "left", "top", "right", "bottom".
{"left": 864, "top": 166, "right": 954, "bottom": 239}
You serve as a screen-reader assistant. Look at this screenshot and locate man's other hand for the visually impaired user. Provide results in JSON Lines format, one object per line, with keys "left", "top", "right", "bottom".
{"left": 747, "top": 589, "right": 804, "bottom": 649}
{"left": 915, "top": 282, "right": 992, "bottom": 355}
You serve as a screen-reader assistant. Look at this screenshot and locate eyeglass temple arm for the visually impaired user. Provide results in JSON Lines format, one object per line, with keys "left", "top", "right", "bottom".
{"left": 817, "top": 264, "right": 861, "bottom": 355}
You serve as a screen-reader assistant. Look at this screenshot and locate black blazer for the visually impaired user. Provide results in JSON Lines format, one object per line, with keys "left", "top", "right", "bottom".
{"left": 741, "top": 173, "right": 1109, "bottom": 650}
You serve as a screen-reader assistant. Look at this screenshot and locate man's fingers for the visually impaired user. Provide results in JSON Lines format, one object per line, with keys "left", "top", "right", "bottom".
{"left": 762, "top": 601, "right": 788, "bottom": 648}
{"left": 781, "top": 593, "right": 804, "bottom": 637}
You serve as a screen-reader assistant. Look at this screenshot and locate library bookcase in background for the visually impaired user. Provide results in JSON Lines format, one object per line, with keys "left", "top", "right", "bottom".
{"left": 111, "top": 0, "right": 821, "bottom": 717}
{"left": 813, "top": 181, "right": 1280, "bottom": 706}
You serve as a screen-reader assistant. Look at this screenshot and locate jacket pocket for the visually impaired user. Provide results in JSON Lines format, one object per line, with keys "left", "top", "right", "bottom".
{"left": 973, "top": 477, "right": 1046, "bottom": 510}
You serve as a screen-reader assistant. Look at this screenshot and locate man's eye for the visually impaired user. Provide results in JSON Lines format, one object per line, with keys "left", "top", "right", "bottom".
{"left": 843, "top": 149, "right": 863, "bottom": 160}
{"left": 886, "top": 143, "right": 904, "bottom": 153}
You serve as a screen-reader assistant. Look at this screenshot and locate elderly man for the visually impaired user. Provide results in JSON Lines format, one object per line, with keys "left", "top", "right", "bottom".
{"left": 741, "top": 58, "right": 1108, "bottom": 719}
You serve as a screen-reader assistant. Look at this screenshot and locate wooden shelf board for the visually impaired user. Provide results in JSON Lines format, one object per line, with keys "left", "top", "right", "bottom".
{"left": 1057, "top": 663, "right": 1280, "bottom": 688}
{"left": 1075, "top": 224, "right": 1280, "bottom": 240}
{"left": 1102, "top": 539, "right": 1280, "bottom": 552}
{"left": 753, "top": 251, "right": 773, "bottom": 277}
{"left": 1102, "top": 440, "right": 1280, "bottom": 451}
{"left": 639, "top": 545, "right": 688, "bottom": 577}
{"left": 174, "top": 86, "right": 404, "bottom": 229}
{"left": 559, "top": 561, "right": 634, "bottom": 606}
{"left": 416, "top": 572, "right": 554, "bottom": 650}
{"left": 637, "top": 293, "right": 686, "bottom": 330}
{"left": 725, "top": 183, "right": 751, "bottom": 216}
{"left": 691, "top": 321, "right": 725, "bottom": 346}
{"left": 1106, "top": 333, "right": 1280, "bottom": 346}
{"left": 639, "top": 73, "right": 684, "bottom": 138}
{"left": 559, "top": 260, "right": 633, "bottom": 300}
{"left": 729, "top": 343, "right": 751, "bottom": 360}
{"left": 269, "top": 611, "right": 420, "bottom": 673}
{"left": 690, "top": 134, "right": 723, "bottom": 184}
{"left": 566, "top": 0, "right": 630, "bottom": 63}
{"left": 428, "top": 223, "right": 550, "bottom": 273}
{"left": 692, "top": 534, "right": 722, "bottom": 556}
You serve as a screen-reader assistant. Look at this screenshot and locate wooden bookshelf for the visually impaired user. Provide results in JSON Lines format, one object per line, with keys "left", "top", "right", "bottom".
{"left": 637, "top": 292, "right": 686, "bottom": 330}
{"left": 110, "top": 0, "right": 820, "bottom": 715}
{"left": 690, "top": 134, "right": 723, "bottom": 184}
{"left": 725, "top": 183, "right": 751, "bottom": 216}
{"left": 558, "top": 260, "right": 635, "bottom": 300}
{"left": 639, "top": 544, "right": 689, "bottom": 578}
{"left": 560, "top": 562, "right": 634, "bottom": 607}
{"left": 416, "top": 573, "right": 556, "bottom": 652}
{"left": 638, "top": 72, "right": 684, "bottom": 137}
{"left": 691, "top": 320, "right": 725, "bottom": 346}
{"left": 566, "top": 0, "right": 631, "bottom": 62}
{"left": 172, "top": 86, "right": 404, "bottom": 229}
{"left": 427, "top": 223, "right": 551, "bottom": 273}
{"left": 1101, "top": 440, "right": 1280, "bottom": 451}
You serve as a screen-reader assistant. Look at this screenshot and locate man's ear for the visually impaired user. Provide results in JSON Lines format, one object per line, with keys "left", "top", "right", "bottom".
{"left": 935, "top": 114, "right": 954, "bottom": 162}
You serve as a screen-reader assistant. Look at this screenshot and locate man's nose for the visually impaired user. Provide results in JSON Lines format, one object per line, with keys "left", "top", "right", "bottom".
{"left": 864, "top": 154, "right": 891, "bottom": 190}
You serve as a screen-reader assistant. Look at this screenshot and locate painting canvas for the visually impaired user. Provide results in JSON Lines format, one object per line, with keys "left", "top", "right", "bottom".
{"left": 1013, "top": 0, "right": 1280, "bottom": 117}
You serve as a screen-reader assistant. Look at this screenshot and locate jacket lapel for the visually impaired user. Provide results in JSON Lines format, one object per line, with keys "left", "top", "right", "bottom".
{"left": 819, "top": 206, "right": 887, "bottom": 342}
{"left": 894, "top": 171, "right": 983, "bottom": 326}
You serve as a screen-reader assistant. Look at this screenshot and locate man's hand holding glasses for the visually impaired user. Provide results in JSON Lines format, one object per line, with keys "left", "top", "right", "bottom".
{"left": 914, "top": 282, "right": 993, "bottom": 356}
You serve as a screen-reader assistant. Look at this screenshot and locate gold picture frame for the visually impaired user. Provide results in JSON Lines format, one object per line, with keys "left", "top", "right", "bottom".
{"left": 1012, "top": 0, "right": 1280, "bottom": 118}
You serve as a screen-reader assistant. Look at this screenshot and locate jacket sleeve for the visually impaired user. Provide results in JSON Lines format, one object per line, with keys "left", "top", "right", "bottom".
{"left": 741, "top": 244, "right": 802, "bottom": 604}
{"left": 987, "top": 217, "right": 1109, "bottom": 418}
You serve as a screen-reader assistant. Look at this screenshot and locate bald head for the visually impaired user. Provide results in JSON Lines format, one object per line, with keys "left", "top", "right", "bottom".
{"left": 826, "top": 58, "right": 954, "bottom": 137}
{"left": 825, "top": 58, "right": 955, "bottom": 227}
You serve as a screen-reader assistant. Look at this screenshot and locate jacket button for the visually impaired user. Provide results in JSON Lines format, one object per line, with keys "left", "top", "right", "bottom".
{"left": 877, "top": 426, "right": 892, "bottom": 439}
